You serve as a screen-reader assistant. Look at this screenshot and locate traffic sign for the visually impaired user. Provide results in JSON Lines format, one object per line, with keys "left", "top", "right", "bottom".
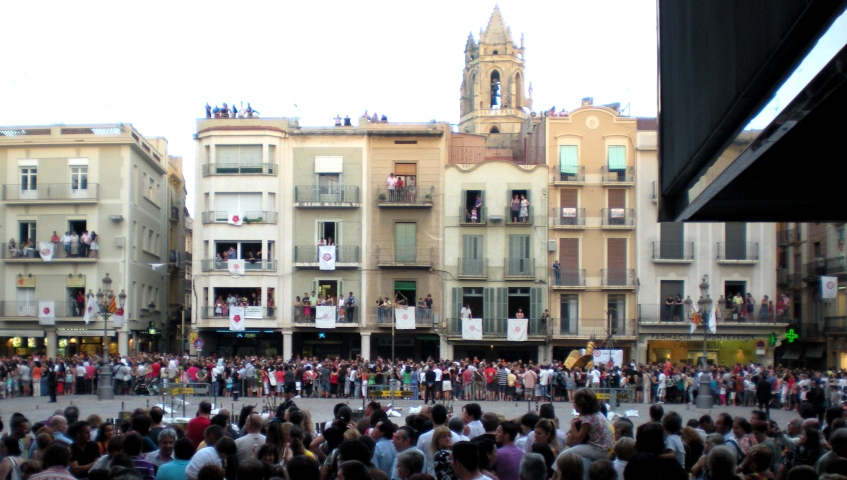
{"left": 193, "top": 337, "right": 204, "bottom": 350}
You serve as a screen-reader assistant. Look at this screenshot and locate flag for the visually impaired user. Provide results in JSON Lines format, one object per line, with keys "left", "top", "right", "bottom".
{"left": 229, "top": 306, "right": 245, "bottom": 331}
{"left": 508, "top": 318, "right": 528, "bottom": 341}
{"left": 690, "top": 310, "right": 701, "bottom": 334}
{"left": 38, "top": 301, "right": 56, "bottom": 325}
{"left": 228, "top": 259, "right": 245, "bottom": 275}
{"left": 112, "top": 296, "right": 125, "bottom": 328}
{"left": 150, "top": 263, "right": 167, "bottom": 271}
{"left": 462, "top": 318, "right": 482, "bottom": 340}
{"left": 395, "top": 307, "right": 416, "bottom": 329}
{"left": 227, "top": 212, "right": 243, "bottom": 226}
{"left": 707, "top": 307, "right": 717, "bottom": 334}
{"left": 316, "top": 306, "right": 336, "bottom": 328}
{"left": 108, "top": 295, "right": 117, "bottom": 313}
{"left": 822, "top": 276, "right": 838, "bottom": 299}
{"left": 319, "top": 245, "right": 336, "bottom": 270}
{"left": 83, "top": 294, "right": 99, "bottom": 325}
{"left": 39, "top": 242, "right": 54, "bottom": 262}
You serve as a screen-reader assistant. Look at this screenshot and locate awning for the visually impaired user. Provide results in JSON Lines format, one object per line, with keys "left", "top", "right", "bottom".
{"left": 804, "top": 344, "right": 826, "bottom": 359}
{"left": 57, "top": 330, "right": 116, "bottom": 337}
{"left": 0, "top": 329, "right": 45, "bottom": 338}
{"left": 781, "top": 345, "right": 805, "bottom": 360}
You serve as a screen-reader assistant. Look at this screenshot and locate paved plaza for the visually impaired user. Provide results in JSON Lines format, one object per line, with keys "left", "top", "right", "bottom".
{"left": 0, "top": 393, "right": 800, "bottom": 430}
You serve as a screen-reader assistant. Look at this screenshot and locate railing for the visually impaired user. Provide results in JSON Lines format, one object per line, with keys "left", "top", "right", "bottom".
{"left": 601, "top": 208, "right": 634, "bottom": 226}
{"left": 448, "top": 146, "right": 545, "bottom": 165}
{"left": 3, "top": 183, "right": 100, "bottom": 202}
{"left": 446, "top": 318, "right": 546, "bottom": 337}
{"left": 0, "top": 301, "right": 76, "bottom": 318}
{"left": 375, "top": 186, "right": 434, "bottom": 205}
{"left": 777, "top": 228, "right": 801, "bottom": 246}
{"left": 552, "top": 318, "right": 630, "bottom": 337}
{"left": 292, "top": 306, "right": 358, "bottom": 325}
{"left": 199, "top": 306, "right": 276, "bottom": 319}
{"left": 375, "top": 308, "right": 436, "bottom": 326}
{"left": 651, "top": 241, "right": 694, "bottom": 261}
{"left": 718, "top": 306, "right": 787, "bottom": 324}
{"left": 716, "top": 242, "right": 759, "bottom": 261}
{"left": 824, "top": 316, "right": 847, "bottom": 333}
{"left": 376, "top": 247, "right": 435, "bottom": 266}
{"left": 601, "top": 166, "right": 634, "bottom": 183}
{"left": 601, "top": 269, "right": 636, "bottom": 287}
{"left": 827, "top": 257, "right": 847, "bottom": 275}
{"left": 200, "top": 211, "right": 278, "bottom": 224}
{"left": 2, "top": 242, "right": 98, "bottom": 260}
{"left": 551, "top": 269, "right": 586, "bottom": 287}
{"left": 638, "top": 304, "right": 686, "bottom": 323}
{"left": 459, "top": 206, "right": 487, "bottom": 225}
{"left": 505, "top": 206, "right": 533, "bottom": 225}
{"left": 551, "top": 207, "right": 586, "bottom": 227}
{"left": 556, "top": 165, "right": 585, "bottom": 182}
{"left": 505, "top": 258, "right": 534, "bottom": 277}
{"left": 458, "top": 258, "right": 488, "bottom": 278}
{"left": 294, "top": 185, "right": 360, "bottom": 204}
{"left": 293, "top": 245, "right": 360, "bottom": 264}
{"left": 805, "top": 258, "right": 828, "bottom": 278}
{"left": 201, "top": 163, "right": 277, "bottom": 175}
{"left": 200, "top": 259, "right": 277, "bottom": 272}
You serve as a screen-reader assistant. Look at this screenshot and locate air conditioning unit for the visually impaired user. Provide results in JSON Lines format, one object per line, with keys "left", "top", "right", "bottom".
{"left": 547, "top": 240, "right": 556, "bottom": 252}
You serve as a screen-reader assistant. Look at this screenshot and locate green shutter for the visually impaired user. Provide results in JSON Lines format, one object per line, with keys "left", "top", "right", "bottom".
{"left": 607, "top": 145, "right": 626, "bottom": 170}
{"left": 452, "top": 287, "right": 462, "bottom": 319}
{"left": 531, "top": 287, "right": 543, "bottom": 320}
{"left": 483, "top": 288, "right": 495, "bottom": 322}
{"left": 559, "top": 146, "right": 578, "bottom": 175}
{"left": 395, "top": 223, "right": 417, "bottom": 262}
{"left": 394, "top": 281, "right": 417, "bottom": 290}
{"left": 496, "top": 287, "right": 508, "bottom": 321}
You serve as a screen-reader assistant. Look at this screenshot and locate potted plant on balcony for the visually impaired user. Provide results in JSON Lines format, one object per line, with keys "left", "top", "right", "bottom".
{"left": 424, "top": 192, "right": 433, "bottom": 202}
{"left": 377, "top": 192, "right": 387, "bottom": 201}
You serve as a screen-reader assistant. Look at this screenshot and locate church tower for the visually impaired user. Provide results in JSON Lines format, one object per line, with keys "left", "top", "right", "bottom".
{"left": 459, "top": 6, "right": 531, "bottom": 136}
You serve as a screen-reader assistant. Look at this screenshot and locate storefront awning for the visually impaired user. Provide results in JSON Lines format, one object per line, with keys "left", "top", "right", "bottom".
{"left": 0, "top": 329, "right": 45, "bottom": 338}
{"left": 781, "top": 346, "right": 805, "bottom": 360}
{"left": 804, "top": 344, "right": 826, "bottom": 359}
{"left": 57, "top": 330, "right": 116, "bottom": 337}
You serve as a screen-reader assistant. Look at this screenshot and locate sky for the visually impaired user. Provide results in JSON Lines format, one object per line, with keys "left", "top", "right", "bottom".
{"left": 1, "top": 1, "right": 659, "bottom": 214}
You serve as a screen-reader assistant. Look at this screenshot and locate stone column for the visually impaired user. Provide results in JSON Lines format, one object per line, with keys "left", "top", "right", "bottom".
{"left": 118, "top": 331, "right": 129, "bottom": 357}
{"left": 439, "top": 335, "right": 453, "bottom": 360}
{"left": 283, "top": 332, "right": 293, "bottom": 360}
{"left": 361, "top": 332, "right": 371, "bottom": 361}
{"left": 46, "top": 329, "right": 57, "bottom": 359}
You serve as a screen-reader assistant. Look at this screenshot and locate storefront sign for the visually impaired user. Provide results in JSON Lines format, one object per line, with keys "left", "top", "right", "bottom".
{"left": 16, "top": 276, "right": 35, "bottom": 288}
{"left": 649, "top": 333, "right": 756, "bottom": 341}
{"left": 245, "top": 306, "right": 263, "bottom": 319}
{"left": 65, "top": 275, "right": 85, "bottom": 288}
{"left": 378, "top": 338, "right": 414, "bottom": 347}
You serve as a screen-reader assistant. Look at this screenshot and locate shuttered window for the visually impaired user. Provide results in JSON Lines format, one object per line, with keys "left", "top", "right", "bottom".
{"left": 559, "top": 146, "right": 578, "bottom": 175}
{"left": 560, "top": 190, "right": 578, "bottom": 208}
{"left": 462, "top": 235, "right": 483, "bottom": 259}
{"left": 607, "top": 238, "right": 627, "bottom": 286}
{"left": 608, "top": 189, "right": 626, "bottom": 208}
{"left": 660, "top": 222, "right": 684, "bottom": 259}
{"left": 559, "top": 238, "right": 579, "bottom": 270}
{"left": 394, "top": 163, "right": 416, "bottom": 176}
{"left": 509, "top": 235, "right": 531, "bottom": 259}
{"left": 395, "top": 223, "right": 417, "bottom": 262}
{"left": 725, "top": 223, "right": 747, "bottom": 260}
{"left": 607, "top": 145, "right": 626, "bottom": 170}
{"left": 216, "top": 145, "right": 262, "bottom": 164}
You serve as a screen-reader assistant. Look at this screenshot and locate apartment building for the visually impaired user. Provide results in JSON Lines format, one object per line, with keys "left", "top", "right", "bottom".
{"left": 166, "top": 155, "right": 190, "bottom": 352}
{"left": 0, "top": 124, "right": 171, "bottom": 357}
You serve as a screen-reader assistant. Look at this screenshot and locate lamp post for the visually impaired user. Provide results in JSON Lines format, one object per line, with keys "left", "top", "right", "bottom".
{"left": 695, "top": 275, "right": 715, "bottom": 409}
{"left": 94, "top": 273, "right": 126, "bottom": 400}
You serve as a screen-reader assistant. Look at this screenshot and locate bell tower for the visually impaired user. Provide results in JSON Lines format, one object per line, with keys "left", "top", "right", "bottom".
{"left": 459, "top": 6, "right": 531, "bottom": 136}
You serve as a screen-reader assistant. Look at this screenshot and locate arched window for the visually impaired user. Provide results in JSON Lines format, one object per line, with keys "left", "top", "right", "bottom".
{"left": 515, "top": 72, "right": 523, "bottom": 109}
{"left": 490, "top": 126, "right": 500, "bottom": 134}
{"left": 490, "top": 70, "right": 501, "bottom": 108}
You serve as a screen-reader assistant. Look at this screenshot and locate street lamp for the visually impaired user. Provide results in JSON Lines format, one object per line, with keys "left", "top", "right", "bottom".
{"left": 695, "top": 275, "right": 715, "bottom": 409}
{"left": 93, "top": 273, "right": 126, "bottom": 400}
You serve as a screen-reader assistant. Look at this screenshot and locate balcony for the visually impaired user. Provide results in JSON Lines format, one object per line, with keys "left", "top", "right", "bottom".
{"left": 505, "top": 206, "right": 533, "bottom": 225}
{"left": 374, "top": 307, "right": 436, "bottom": 327}
{"left": 827, "top": 257, "right": 847, "bottom": 276}
{"left": 376, "top": 186, "right": 434, "bottom": 207}
{"left": 777, "top": 268, "right": 789, "bottom": 287}
{"left": 805, "top": 258, "right": 828, "bottom": 280}
{"left": 555, "top": 165, "right": 585, "bottom": 183}
{"left": 2, "top": 243, "right": 97, "bottom": 262}
{"left": 201, "top": 163, "right": 277, "bottom": 176}
{"left": 601, "top": 167, "right": 634, "bottom": 184}
{"left": 199, "top": 306, "right": 276, "bottom": 319}
{"left": 3, "top": 183, "right": 99, "bottom": 204}
{"left": 824, "top": 316, "right": 847, "bottom": 333}
{"left": 505, "top": 258, "right": 534, "bottom": 279}
{"left": 459, "top": 206, "right": 487, "bottom": 226}
{"left": 294, "top": 185, "right": 360, "bottom": 207}
{"left": 601, "top": 269, "right": 636, "bottom": 288}
{"left": 293, "top": 245, "right": 360, "bottom": 267}
{"left": 637, "top": 304, "right": 685, "bottom": 323}
{"left": 651, "top": 241, "right": 694, "bottom": 263}
{"left": 551, "top": 269, "right": 586, "bottom": 288}
{"left": 601, "top": 208, "right": 634, "bottom": 227}
{"left": 448, "top": 145, "right": 544, "bottom": 165}
{"left": 446, "top": 318, "right": 547, "bottom": 338}
{"left": 716, "top": 242, "right": 759, "bottom": 263}
{"left": 376, "top": 247, "right": 435, "bottom": 268}
{"left": 200, "top": 259, "right": 277, "bottom": 272}
{"left": 458, "top": 258, "right": 488, "bottom": 279}
{"left": 0, "top": 301, "right": 80, "bottom": 319}
{"left": 551, "top": 208, "right": 586, "bottom": 228}
{"left": 292, "top": 307, "right": 359, "bottom": 327}
{"left": 777, "top": 228, "right": 801, "bottom": 246}
{"left": 200, "top": 211, "right": 278, "bottom": 224}
{"left": 790, "top": 272, "right": 804, "bottom": 289}
{"left": 552, "top": 318, "right": 631, "bottom": 337}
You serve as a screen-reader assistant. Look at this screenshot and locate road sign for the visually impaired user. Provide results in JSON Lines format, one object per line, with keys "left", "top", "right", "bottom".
{"left": 193, "top": 337, "right": 204, "bottom": 350}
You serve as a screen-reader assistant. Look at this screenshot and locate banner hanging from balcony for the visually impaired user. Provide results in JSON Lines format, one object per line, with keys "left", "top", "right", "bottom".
{"left": 395, "top": 307, "right": 416, "bottom": 330}
{"left": 227, "top": 212, "right": 243, "bottom": 226}
{"left": 319, "top": 246, "right": 336, "bottom": 270}
{"left": 508, "top": 318, "right": 528, "bottom": 341}
{"left": 109, "top": 295, "right": 126, "bottom": 327}
{"left": 229, "top": 306, "right": 245, "bottom": 331}
{"left": 316, "top": 306, "right": 336, "bottom": 328}
{"left": 706, "top": 307, "right": 717, "bottom": 334}
{"left": 38, "top": 301, "right": 56, "bottom": 326}
{"left": 462, "top": 318, "right": 482, "bottom": 340}
{"left": 228, "top": 259, "right": 245, "bottom": 276}
{"left": 83, "top": 294, "right": 99, "bottom": 325}
{"left": 39, "top": 242, "right": 54, "bottom": 262}
{"left": 821, "top": 276, "right": 838, "bottom": 299}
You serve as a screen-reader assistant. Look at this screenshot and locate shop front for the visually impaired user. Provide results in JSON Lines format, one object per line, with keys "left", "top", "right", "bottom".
{"left": 371, "top": 334, "right": 440, "bottom": 362}
{"left": 195, "top": 330, "right": 282, "bottom": 358}
{"left": 645, "top": 333, "right": 776, "bottom": 367}
{"left": 0, "top": 329, "right": 47, "bottom": 358}
{"left": 291, "top": 331, "right": 359, "bottom": 360}
{"left": 56, "top": 330, "right": 118, "bottom": 358}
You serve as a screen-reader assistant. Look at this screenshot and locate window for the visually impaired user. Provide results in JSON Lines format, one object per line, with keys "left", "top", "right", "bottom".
{"left": 214, "top": 193, "right": 263, "bottom": 220}
{"left": 558, "top": 238, "right": 579, "bottom": 285}
{"left": 559, "top": 189, "right": 579, "bottom": 225}
{"left": 18, "top": 221, "right": 36, "bottom": 244}
{"left": 608, "top": 294, "right": 626, "bottom": 333}
{"left": 508, "top": 235, "right": 531, "bottom": 276}
{"left": 659, "top": 222, "right": 685, "bottom": 259}
{"left": 559, "top": 146, "right": 578, "bottom": 180}
{"left": 217, "top": 145, "right": 263, "bottom": 164}
{"left": 146, "top": 176, "right": 155, "bottom": 201}
{"left": 508, "top": 287, "right": 530, "bottom": 318}
{"left": 560, "top": 294, "right": 578, "bottom": 334}
{"left": 490, "top": 70, "right": 501, "bottom": 108}
{"left": 393, "top": 281, "right": 416, "bottom": 307}
{"left": 660, "top": 280, "right": 685, "bottom": 321}
{"left": 16, "top": 284, "right": 36, "bottom": 317}
{"left": 507, "top": 189, "right": 530, "bottom": 223}
{"left": 607, "top": 145, "right": 626, "bottom": 170}
{"left": 319, "top": 221, "right": 339, "bottom": 245}
{"left": 315, "top": 156, "right": 344, "bottom": 200}
{"left": 461, "top": 190, "right": 485, "bottom": 223}
{"left": 724, "top": 223, "right": 747, "bottom": 260}
{"left": 394, "top": 223, "right": 417, "bottom": 262}
{"left": 724, "top": 281, "right": 747, "bottom": 320}
{"left": 214, "top": 241, "right": 273, "bottom": 264}
{"left": 20, "top": 168, "right": 37, "bottom": 191}
{"left": 147, "top": 229, "right": 155, "bottom": 253}
{"left": 70, "top": 166, "right": 88, "bottom": 191}
{"left": 461, "top": 235, "right": 484, "bottom": 276}
{"left": 606, "top": 238, "right": 627, "bottom": 285}
{"left": 607, "top": 189, "right": 626, "bottom": 225}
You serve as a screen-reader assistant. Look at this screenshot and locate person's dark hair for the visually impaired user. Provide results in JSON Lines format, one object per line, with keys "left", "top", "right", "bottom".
{"left": 130, "top": 414, "right": 151, "bottom": 436}
{"left": 798, "top": 403, "right": 816, "bottom": 419}
{"left": 237, "top": 405, "right": 255, "bottom": 431}
{"left": 122, "top": 433, "right": 143, "bottom": 456}
{"left": 149, "top": 406, "right": 164, "bottom": 425}
{"left": 338, "top": 460, "right": 372, "bottom": 480}
{"left": 397, "top": 426, "right": 418, "bottom": 445}
{"left": 214, "top": 437, "right": 237, "bottom": 456}
{"left": 110, "top": 454, "right": 135, "bottom": 470}
{"left": 587, "top": 460, "right": 617, "bottom": 480}
{"left": 476, "top": 439, "right": 496, "bottom": 471}
{"left": 686, "top": 419, "right": 700, "bottom": 429}
{"left": 289, "top": 410, "right": 305, "bottom": 427}
{"left": 735, "top": 417, "right": 753, "bottom": 435}
{"left": 68, "top": 420, "right": 91, "bottom": 439}
{"left": 335, "top": 406, "right": 353, "bottom": 425}
{"left": 635, "top": 422, "right": 666, "bottom": 456}
{"left": 2, "top": 436, "right": 21, "bottom": 456}
{"left": 174, "top": 437, "right": 195, "bottom": 461}
{"left": 11, "top": 415, "right": 29, "bottom": 435}
{"left": 802, "top": 427, "right": 824, "bottom": 462}
{"left": 210, "top": 414, "right": 228, "bottom": 429}
{"left": 106, "top": 436, "right": 123, "bottom": 455}
{"left": 699, "top": 415, "right": 713, "bottom": 426}
{"left": 717, "top": 413, "right": 733, "bottom": 431}
{"left": 87, "top": 468, "right": 109, "bottom": 480}
{"left": 499, "top": 421, "right": 519, "bottom": 442}
{"left": 197, "top": 464, "right": 226, "bottom": 480}
{"left": 431, "top": 404, "right": 448, "bottom": 425}
{"left": 452, "top": 441, "right": 479, "bottom": 472}
{"left": 257, "top": 443, "right": 279, "bottom": 464}
{"left": 662, "top": 412, "right": 682, "bottom": 434}
{"left": 529, "top": 443, "right": 555, "bottom": 478}
{"left": 237, "top": 459, "right": 265, "bottom": 480}
{"left": 367, "top": 401, "right": 382, "bottom": 412}
{"left": 42, "top": 442, "right": 70, "bottom": 468}
{"left": 204, "top": 425, "right": 225, "bottom": 443}
{"left": 480, "top": 412, "right": 499, "bottom": 433}
{"left": 826, "top": 407, "right": 844, "bottom": 426}
{"left": 751, "top": 410, "right": 768, "bottom": 423}
{"left": 286, "top": 456, "right": 320, "bottom": 480}
{"left": 464, "top": 404, "right": 482, "bottom": 421}
{"left": 337, "top": 439, "right": 372, "bottom": 464}
{"left": 573, "top": 388, "right": 600, "bottom": 415}
{"left": 649, "top": 404, "right": 664, "bottom": 422}
{"left": 109, "top": 466, "right": 143, "bottom": 480}
{"left": 520, "top": 412, "right": 540, "bottom": 431}
{"left": 63, "top": 406, "right": 80, "bottom": 425}
{"left": 615, "top": 418, "right": 634, "bottom": 438}
{"left": 539, "top": 403, "right": 556, "bottom": 420}
{"left": 377, "top": 421, "right": 397, "bottom": 437}
{"left": 786, "top": 465, "right": 818, "bottom": 480}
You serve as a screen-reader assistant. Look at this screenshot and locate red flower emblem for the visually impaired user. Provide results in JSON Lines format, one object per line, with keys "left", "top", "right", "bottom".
{"left": 322, "top": 253, "right": 332, "bottom": 261}
{"left": 514, "top": 326, "right": 521, "bottom": 332}
{"left": 402, "top": 314, "right": 409, "bottom": 320}
{"left": 234, "top": 315, "right": 241, "bottom": 322}
{"left": 41, "top": 249, "right": 50, "bottom": 255}
{"left": 116, "top": 308, "right": 124, "bottom": 316}
{"left": 468, "top": 325, "right": 476, "bottom": 331}
{"left": 232, "top": 215, "right": 240, "bottom": 222}
{"left": 43, "top": 307, "right": 51, "bottom": 315}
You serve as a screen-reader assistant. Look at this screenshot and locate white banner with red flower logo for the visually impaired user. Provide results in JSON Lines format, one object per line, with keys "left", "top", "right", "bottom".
{"left": 83, "top": 294, "right": 99, "bottom": 325}
{"left": 316, "top": 306, "right": 336, "bottom": 329}
{"left": 822, "top": 276, "right": 838, "bottom": 299}
{"left": 395, "top": 307, "right": 416, "bottom": 330}
{"left": 227, "top": 212, "right": 243, "bottom": 226}
{"left": 229, "top": 306, "right": 245, "bottom": 331}
{"left": 462, "top": 318, "right": 482, "bottom": 340}
{"left": 508, "top": 318, "right": 528, "bottom": 342}
{"left": 319, "top": 246, "right": 336, "bottom": 271}
{"left": 228, "top": 259, "right": 245, "bottom": 276}
{"left": 38, "top": 301, "right": 56, "bottom": 325}
{"left": 39, "top": 242, "right": 54, "bottom": 262}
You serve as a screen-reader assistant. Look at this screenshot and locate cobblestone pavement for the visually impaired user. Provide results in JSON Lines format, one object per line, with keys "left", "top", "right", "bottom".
{"left": 0, "top": 393, "right": 800, "bottom": 430}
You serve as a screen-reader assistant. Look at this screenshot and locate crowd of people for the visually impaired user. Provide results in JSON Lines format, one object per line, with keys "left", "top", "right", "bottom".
{"left": 6, "top": 231, "right": 99, "bottom": 259}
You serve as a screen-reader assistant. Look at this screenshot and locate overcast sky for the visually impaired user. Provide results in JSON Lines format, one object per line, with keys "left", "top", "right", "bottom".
{"left": 1, "top": 1, "right": 659, "bottom": 213}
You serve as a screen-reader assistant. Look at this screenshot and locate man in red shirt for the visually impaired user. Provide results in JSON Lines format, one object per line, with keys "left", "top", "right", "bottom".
{"left": 186, "top": 401, "right": 212, "bottom": 448}
{"left": 149, "top": 360, "right": 162, "bottom": 391}
{"left": 484, "top": 363, "right": 497, "bottom": 401}
{"left": 187, "top": 363, "right": 199, "bottom": 383}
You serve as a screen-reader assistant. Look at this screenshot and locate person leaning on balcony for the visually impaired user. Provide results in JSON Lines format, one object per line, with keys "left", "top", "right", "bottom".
{"left": 552, "top": 260, "right": 561, "bottom": 284}
{"left": 7, "top": 239, "right": 17, "bottom": 258}
{"left": 387, "top": 173, "right": 398, "bottom": 201}
{"left": 520, "top": 195, "right": 529, "bottom": 223}
{"left": 294, "top": 296, "right": 302, "bottom": 322}
{"left": 759, "top": 295, "right": 770, "bottom": 319}
{"left": 61, "top": 232, "right": 71, "bottom": 256}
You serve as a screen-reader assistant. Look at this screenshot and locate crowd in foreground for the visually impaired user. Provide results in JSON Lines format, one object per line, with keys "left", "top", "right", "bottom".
{"left": 2, "top": 378, "right": 847, "bottom": 480}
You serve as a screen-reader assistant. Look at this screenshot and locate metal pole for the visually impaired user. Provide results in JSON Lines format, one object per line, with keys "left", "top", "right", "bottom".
{"left": 97, "top": 291, "right": 115, "bottom": 400}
